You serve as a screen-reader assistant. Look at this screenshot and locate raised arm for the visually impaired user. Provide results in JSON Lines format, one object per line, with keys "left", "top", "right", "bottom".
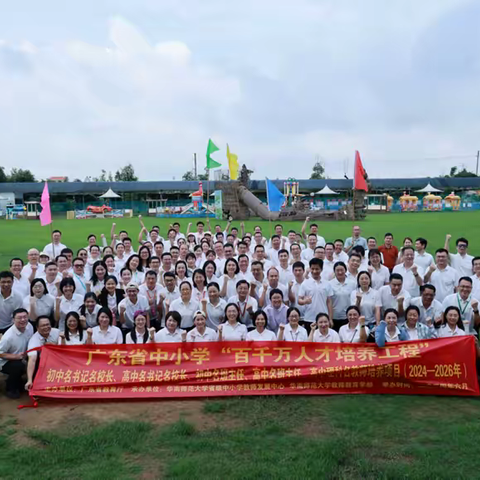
{"left": 301, "top": 216, "right": 310, "bottom": 240}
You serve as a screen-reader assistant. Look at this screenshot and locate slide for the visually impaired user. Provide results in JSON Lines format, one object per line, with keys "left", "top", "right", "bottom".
{"left": 237, "top": 185, "right": 280, "bottom": 220}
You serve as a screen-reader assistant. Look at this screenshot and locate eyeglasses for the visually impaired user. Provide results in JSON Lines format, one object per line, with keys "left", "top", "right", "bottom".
{"left": 458, "top": 244, "right": 467, "bottom": 248}
{"left": 74, "top": 264, "right": 84, "bottom": 268}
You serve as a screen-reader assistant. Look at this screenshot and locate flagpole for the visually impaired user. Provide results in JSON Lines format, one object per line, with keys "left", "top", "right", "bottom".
{"left": 206, "top": 168, "right": 210, "bottom": 225}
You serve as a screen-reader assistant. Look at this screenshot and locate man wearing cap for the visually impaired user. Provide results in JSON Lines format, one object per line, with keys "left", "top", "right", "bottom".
{"left": 43, "top": 230, "right": 68, "bottom": 261}
{"left": 118, "top": 282, "right": 150, "bottom": 333}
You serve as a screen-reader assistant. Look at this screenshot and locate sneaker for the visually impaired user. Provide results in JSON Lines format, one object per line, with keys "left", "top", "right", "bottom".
{"left": 6, "top": 390, "right": 20, "bottom": 399}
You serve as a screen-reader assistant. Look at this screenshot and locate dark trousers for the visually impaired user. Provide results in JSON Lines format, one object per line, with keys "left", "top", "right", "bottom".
{"left": 1, "top": 360, "right": 26, "bottom": 393}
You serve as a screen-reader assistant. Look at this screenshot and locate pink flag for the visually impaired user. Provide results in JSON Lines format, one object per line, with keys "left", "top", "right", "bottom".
{"left": 39, "top": 182, "right": 52, "bottom": 226}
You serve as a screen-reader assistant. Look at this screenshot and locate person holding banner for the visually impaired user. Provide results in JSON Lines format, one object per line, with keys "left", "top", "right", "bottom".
{"left": 154, "top": 311, "right": 186, "bottom": 342}
{"left": 339, "top": 306, "right": 368, "bottom": 343}
{"left": 437, "top": 306, "right": 467, "bottom": 338}
{"left": 0, "top": 308, "right": 33, "bottom": 399}
{"left": 246, "top": 310, "right": 276, "bottom": 341}
{"left": 86, "top": 308, "right": 123, "bottom": 345}
{"left": 375, "top": 309, "right": 406, "bottom": 347}
{"left": 26, "top": 316, "right": 60, "bottom": 390}
{"left": 186, "top": 311, "right": 218, "bottom": 342}
{"left": 308, "top": 312, "right": 340, "bottom": 342}
{"left": 126, "top": 311, "right": 151, "bottom": 344}
{"left": 278, "top": 307, "right": 308, "bottom": 342}
{"left": 58, "top": 312, "right": 86, "bottom": 345}
{"left": 218, "top": 303, "right": 247, "bottom": 341}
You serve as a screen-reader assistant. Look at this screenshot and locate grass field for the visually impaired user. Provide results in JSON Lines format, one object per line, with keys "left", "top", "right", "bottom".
{"left": 1, "top": 394, "right": 480, "bottom": 479}
{"left": 1, "top": 211, "right": 480, "bottom": 269}
{"left": 1, "top": 210, "right": 480, "bottom": 479}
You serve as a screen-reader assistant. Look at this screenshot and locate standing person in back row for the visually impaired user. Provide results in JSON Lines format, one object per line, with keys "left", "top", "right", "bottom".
{"left": 444, "top": 235, "right": 473, "bottom": 276}
{"left": 378, "top": 233, "right": 398, "bottom": 271}
{"left": 344, "top": 226, "right": 368, "bottom": 253}
{"left": 43, "top": 230, "right": 68, "bottom": 261}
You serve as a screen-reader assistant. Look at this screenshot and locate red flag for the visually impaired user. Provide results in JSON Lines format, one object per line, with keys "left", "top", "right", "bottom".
{"left": 354, "top": 151, "right": 368, "bottom": 191}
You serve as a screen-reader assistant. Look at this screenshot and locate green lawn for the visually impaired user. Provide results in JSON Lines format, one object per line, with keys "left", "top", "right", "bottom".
{"left": 1, "top": 211, "right": 480, "bottom": 478}
{"left": 1, "top": 211, "right": 480, "bottom": 269}
{"left": 1, "top": 395, "right": 480, "bottom": 479}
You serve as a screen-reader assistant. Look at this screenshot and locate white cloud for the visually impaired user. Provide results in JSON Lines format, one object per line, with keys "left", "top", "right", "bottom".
{"left": 0, "top": 0, "right": 479, "bottom": 181}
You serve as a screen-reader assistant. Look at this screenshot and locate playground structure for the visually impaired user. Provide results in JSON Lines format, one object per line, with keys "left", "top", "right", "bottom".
{"left": 444, "top": 192, "right": 461, "bottom": 210}
{"left": 399, "top": 192, "right": 419, "bottom": 212}
{"left": 423, "top": 194, "right": 442, "bottom": 211}
{"left": 284, "top": 179, "right": 300, "bottom": 207}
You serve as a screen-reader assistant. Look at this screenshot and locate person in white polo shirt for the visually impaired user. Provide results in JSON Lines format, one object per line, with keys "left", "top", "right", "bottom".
{"left": 308, "top": 312, "right": 340, "bottom": 343}
{"left": 118, "top": 282, "right": 150, "bottom": 334}
{"left": 0, "top": 271, "right": 25, "bottom": 334}
{"left": 338, "top": 306, "right": 368, "bottom": 343}
{"left": 437, "top": 306, "right": 467, "bottom": 338}
{"left": 375, "top": 273, "right": 411, "bottom": 325}
{"left": 329, "top": 261, "right": 356, "bottom": 330}
{"left": 0, "top": 308, "right": 33, "bottom": 398}
{"left": 246, "top": 310, "right": 276, "bottom": 341}
{"left": 201, "top": 282, "right": 226, "bottom": 330}
{"left": 414, "top": 237, "right": 434, "bottom": 272}
{"left": 409, "top": 284, "right": 443, "bottom": 325}
{"left": 445, "top": 235, "right": 473, "bottom": 276}
{"left": 392, "top": 246, "right": 423, "bottom": 297}
{"left": 9, "top": 258, "right": 30, "bottom": 298}
{"left": 186, "top": 311, "right": 218, "bottom": 342}
{"left": 86, "top": 308, "right": 123, "bottom": 345}
{"left": 441, "top": 277, "right": 480, "bottom": 335}
{"left": 218, "top": 303, "right": 247, "bottom": 341}
{"left": 258, "top": 268, "right": 288, "bottom": 309}
{"left": 25, "top": 316, "right": 60, "bottom": 391}
{"left": 228, "top": 280, "right": 257, "bottom": 327}
{"left": 423, "top": 249, "right": 459, "bottom": 302}
{"left": 471, "top": 257, "right": 480, "bottom": 301}
{"left": 154, "top": 311, "right": 186, "bottom": 342}
{"left": 168, "top": 281, "right": 200, "bottom": 330}
{"left": 298, "top": 258, "right": 333, "bottom": 323}
{"left": 351, "top": 271, "right": 377, "bottom": 329}
{"left": 301, "top": 234, "right": 319, "bottom": 262}
{"left": 21, "top": 249, "right": 45, "bottom": 281}
{"left": 43, "top": 229, "right": 67, "bottom": 261}
{"left": 277, "top": 307, "right": 308, "bottom": 341}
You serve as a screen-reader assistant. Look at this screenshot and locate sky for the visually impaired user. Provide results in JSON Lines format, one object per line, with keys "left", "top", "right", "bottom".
{"left": 0, "top": 0, "right": 480, "bottom": 181}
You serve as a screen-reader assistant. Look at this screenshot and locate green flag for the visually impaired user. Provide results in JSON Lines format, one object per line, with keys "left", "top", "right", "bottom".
{"left": 206, "top": 139, "right": 221, "bottom": 169}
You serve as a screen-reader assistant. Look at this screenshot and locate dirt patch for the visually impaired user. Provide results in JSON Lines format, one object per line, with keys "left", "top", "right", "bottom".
{"left": 294, "top": 415, "right": 332, "bottom": 438}
{"left": 0, "top": 392, "right": 244, "bottom": 442}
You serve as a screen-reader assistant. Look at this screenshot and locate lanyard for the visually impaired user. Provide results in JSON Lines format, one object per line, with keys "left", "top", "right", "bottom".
{"left": 457, "top": 294, "right": 470, "bottom": 317}
{"left": 237, "top": 296, "right": 248, "bottom": 317}
{"left": 74, "top": 274, "right": 86, "bottom": 291}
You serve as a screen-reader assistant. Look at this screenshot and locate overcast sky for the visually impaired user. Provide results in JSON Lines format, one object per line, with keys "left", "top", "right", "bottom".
{"left": 0, "top": 0, "right": 479, "bottom": 181}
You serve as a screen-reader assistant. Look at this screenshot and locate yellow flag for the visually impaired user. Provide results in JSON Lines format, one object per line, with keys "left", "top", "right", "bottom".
{"left": 226, "top": 144, "right": 239, "bottom": 180}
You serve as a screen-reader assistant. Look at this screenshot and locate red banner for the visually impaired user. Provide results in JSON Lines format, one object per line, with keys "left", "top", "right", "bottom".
{"left": 30, "top": 338, "right": 479, "bottom": 399}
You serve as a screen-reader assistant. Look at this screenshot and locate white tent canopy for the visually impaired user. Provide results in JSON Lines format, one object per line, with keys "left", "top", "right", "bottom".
{"left": 315, "top": 185, "right": 339, "bottom": 195}
{"left": 100, "top": 188, "right": 121, "bottom": 198}
{"left": 416, "top": 183, "right": 442, "bottom": 193}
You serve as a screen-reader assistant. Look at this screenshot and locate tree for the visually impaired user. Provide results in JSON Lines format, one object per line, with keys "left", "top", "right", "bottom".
{"left": 108, "top": 171, "right": 113, "bottom": 182}
{"left": 8, "top": 168, "right": 36, "bottom": 182}
{"left": 310, "top": 161, "right": 326, "bottom": 179}
{"left": 115, "top": 163, "right": 138, "bottom": 181}
{"left": 0, "top": 166, "right": 7, "bottom": 183}
{"left": 182, "top": 170, "right": 195, "bottom": 181}
{"left": 182, "top": 168, "right": 209, "bottom": 181}
{"left": 99, "top": 170, "right": 107, "bottom": 182}
{"left": 445, "top": 166, "right": 477, "bottom": 178}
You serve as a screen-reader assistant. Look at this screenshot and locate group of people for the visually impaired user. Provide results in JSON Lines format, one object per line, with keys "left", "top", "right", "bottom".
{"left": 0, "top": 216, "right": 479, "bottom": 398}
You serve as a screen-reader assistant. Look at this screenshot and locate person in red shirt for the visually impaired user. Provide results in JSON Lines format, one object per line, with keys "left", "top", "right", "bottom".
{"left": 378, "top": 233, "right": 398, "bottom": 272}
